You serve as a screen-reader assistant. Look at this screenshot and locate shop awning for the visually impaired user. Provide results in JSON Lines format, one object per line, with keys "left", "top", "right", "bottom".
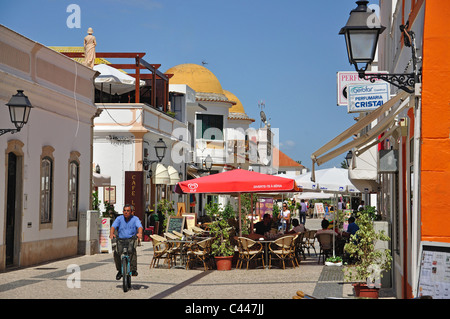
{"left": 93, "top": 172, "right": 111, "bottom": 187}
{"left": 167, "top": 165, "right": 180, "bottom": 186}
{"left": 153, "top": 163, "right": 170, "bottom": 185}
{"left": 311, "top": 91, "right": 411, "bottom": 172}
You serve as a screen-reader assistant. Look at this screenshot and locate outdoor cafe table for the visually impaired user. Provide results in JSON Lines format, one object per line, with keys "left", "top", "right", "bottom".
{"left": 253, "top": 234, "right": 297, "bottom": 269}
{"left": 166, "top": 237, "right": 212, "bottom": 268}
{"left": 166, "top": 239, "right": 195, "bottom": 268}
{"left": 258, "top": 239, "right": 273, "bottom": 269}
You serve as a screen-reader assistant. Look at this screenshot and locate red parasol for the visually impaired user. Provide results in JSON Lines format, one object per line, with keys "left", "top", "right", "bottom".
{"left": 175, "top": 169, "right": 300, "bottom": 235}
{"left": 175, "top": 169, "right": 300, "bottom": 194}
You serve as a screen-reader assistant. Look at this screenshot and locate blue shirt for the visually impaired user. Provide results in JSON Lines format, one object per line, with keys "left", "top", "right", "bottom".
{"left": 347, "top": 222, "right": 359, "bottom": 236}
{"left": 111, "top": 215, "right": 143, "bottom": 239}
{"left": 300, "top": 202, "right": 308, "bottom": 213}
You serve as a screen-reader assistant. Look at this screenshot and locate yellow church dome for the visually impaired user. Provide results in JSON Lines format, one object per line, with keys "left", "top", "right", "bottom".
{"left": 166, "top": 63, "right": 224, "bottom": 95}
{"left": 223, "top": 90, "right": 244, "bottom": 114}
{"left": 223, "top": 90, "right": 255, "bottom": 123}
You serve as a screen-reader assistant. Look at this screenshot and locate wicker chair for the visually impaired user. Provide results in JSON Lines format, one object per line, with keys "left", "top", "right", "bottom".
{"left": 269, "top": 235, "right": 295, "bottom": 269}
{"left": 172, "top": 231, "right": 184, "bottom": 238}
{"left": 191, "top": 226, "right": 208, "bottom": 235}
{"left": 236, "top": 237, "right": 265, "bottom": 269}
{"left": 316, "top": 232, "right": 334, "bottom": 264}
{"left": 183, "top": 229, "right": 196, "bottom": 239}
{"left": 186, "top": 237, "right": 213, "bottom": 271}
{"left": 291, "top": 234, "right": 300, "bottom": 267}
{"left": 295, "top": 232, "right": 306, "bottom": 262}
{"left": 149, "top": 234, "right": 172, "bottom": 268}
{"left": 303, "top": 230, "right": 317, "bottom": 256}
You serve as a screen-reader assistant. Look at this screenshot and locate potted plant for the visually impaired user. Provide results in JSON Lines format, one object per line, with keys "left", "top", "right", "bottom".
{"left": 157, "top": 199, "right": 175, "bottom": 231}
{"left": 205, "top": 202, "right": 235, "bottom": 270}
{"left": 103, "top": 201, "right": 117, "bottom": 218}
{"left": 343, "top": 206, "right": 392, "bottom": 298}
{"left": 325, "top": 256, "right": 343, "bottom": 267}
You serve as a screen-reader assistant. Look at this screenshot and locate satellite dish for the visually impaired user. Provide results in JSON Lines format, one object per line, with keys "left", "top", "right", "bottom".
{"left": 260, "top": 110, "right": 266, "bottom": 123}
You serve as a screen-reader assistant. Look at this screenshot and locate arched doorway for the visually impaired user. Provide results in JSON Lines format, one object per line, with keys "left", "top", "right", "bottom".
{"left": 5, "top": 151, "right": 22, "bottom": 268}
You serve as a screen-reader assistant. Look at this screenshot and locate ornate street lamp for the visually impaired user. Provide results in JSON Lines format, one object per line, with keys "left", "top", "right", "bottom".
{"left": 1, "top": 90, "right": 33, "bottom": 136}
{"left": 345, "top": 150, "right": 353, "bottom": 168}
{"left": 143, "top": 138, "right": 167, "bottom": 171}
{"left": 340, "top": 1, "right": 420, "bottom": 93}
{"left": 154, "top": 138, "right": 167, "bottom": 162}
{"left": 339, "top": 1, "right": 385, "bottom": 74}
{"left": 198, "top": 154, "right": 213, "bottom": 173}
{"left": 203, "top": 154, "right": 213, "bottom": 171}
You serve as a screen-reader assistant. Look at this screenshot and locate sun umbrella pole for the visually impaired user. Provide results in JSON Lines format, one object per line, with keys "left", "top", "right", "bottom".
{"left": 238, "top": 193, "right": 242, "bottom": 237}
{"left": 250, "top": 193, "right": 254, "bottom": 233}
{"left": 333, "top": 193, "right": 337, "bottom": 257}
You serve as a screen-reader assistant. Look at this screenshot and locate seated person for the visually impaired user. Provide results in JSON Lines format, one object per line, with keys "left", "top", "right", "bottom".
{"left": 343, "top": 216, "right": 359, "bottom": 238}
{"left": 254, "top": 213, "right": 272, "bottom": 235}
{"left": 315, "top": 219, "right": 338, "bottom": 236}
{"left": 286, "top": 218, "right": 305, "bottom": 234}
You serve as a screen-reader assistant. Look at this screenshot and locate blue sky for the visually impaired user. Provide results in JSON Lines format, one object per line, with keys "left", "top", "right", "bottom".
{"left": 0, "top": 0, "right": 376, "bottom": 169}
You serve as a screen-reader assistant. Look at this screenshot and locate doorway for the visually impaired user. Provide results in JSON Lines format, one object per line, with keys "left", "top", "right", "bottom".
{"left": 5, "top": 152, "right": 22, "bottom": 267}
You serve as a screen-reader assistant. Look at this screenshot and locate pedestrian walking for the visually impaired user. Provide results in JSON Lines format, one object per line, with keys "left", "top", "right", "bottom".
{"left": 299, "top": 199, "right": 307, "bottom": 225}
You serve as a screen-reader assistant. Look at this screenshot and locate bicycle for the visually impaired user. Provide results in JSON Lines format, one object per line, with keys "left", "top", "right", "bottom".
{"left": 117, "top": 236, "right": 136, "bottom": 292}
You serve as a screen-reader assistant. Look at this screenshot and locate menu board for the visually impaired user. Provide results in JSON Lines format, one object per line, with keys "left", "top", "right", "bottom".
{"left": 416, "top": 242, "right": 450, "bottom": 299}
{"left": 166, "top": 216, "right": 185, "bottom": 233}
{"left": 183, "top": 213, "right": 196, "bottom": 230}
{"left": 314, "top": 203, "right": 325, "bottom": 218}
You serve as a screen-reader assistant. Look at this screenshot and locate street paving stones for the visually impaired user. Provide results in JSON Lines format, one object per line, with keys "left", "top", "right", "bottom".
{"left": 0, "top": 218, "right": 394, "bottom": 301}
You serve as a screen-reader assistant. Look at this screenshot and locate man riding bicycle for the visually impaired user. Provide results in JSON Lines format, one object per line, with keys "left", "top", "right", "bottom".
{"left": 110, "top": 204, "right": 143, "bottom": 280}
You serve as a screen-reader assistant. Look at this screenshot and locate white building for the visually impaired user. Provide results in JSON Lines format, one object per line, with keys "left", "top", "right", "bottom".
{"left": 0, "top": 26, "right": 98, "bottom": 270}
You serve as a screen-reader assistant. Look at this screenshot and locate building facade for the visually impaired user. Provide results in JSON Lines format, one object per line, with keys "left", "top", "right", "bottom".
{"left": 0, "top": 26, "right": 98, "bottom": 270}
{"left": 377, "top": 0, "right": 450, "bottom": 298}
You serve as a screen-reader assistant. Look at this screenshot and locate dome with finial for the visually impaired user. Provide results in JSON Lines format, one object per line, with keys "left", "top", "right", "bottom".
{"left": 165, "top": 63, "right": 228, "bottom": 102}
{"left": 223, "top": 90, "right": 255, "bottom": 123}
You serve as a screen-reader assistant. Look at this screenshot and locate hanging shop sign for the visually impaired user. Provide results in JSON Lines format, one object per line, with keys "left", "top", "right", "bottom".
{"left": 125, "top": 171, "right": 144, "bottom": 221}
{"left": 337, "top": 71, "right": 389, "bottom": 106}
{"left": 347, "top": 82, "right": 390, "bottom": 113}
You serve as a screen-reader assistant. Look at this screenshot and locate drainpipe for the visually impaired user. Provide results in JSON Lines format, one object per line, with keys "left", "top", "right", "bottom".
{"left": 411, "top": 94, "right": 421, "bottom": 297}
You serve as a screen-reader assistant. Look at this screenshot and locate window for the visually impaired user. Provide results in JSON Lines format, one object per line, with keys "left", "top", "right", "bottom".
{"left": 196, "top": 114, "right": 223, "bottom": 140}
{"left": 40, "top": 146, "right": 54, "bottom": 226}
{"left": 68, "top": 161, "right": 79, "bottom": 222}
{"left": 40, "top": 157, "right": 53, "bottom": 223}
{"left": 67, "top": 151, "right": 81, "bottom": 223}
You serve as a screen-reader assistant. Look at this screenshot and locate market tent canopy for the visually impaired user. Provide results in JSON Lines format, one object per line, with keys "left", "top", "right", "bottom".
{"left": 294, "top": 167, "right": 360, "bottom": 193}
{"left": 93, "top": 172, "right": 111, "bottom": 187}
{"left": 175, "top": 169, "right": 300, "bottom": 194}
{"left": 94, "top": 64, "right": 145, "bottom": 95}
{"left": 294, "top": 192, "right": 333, "bottom": 200}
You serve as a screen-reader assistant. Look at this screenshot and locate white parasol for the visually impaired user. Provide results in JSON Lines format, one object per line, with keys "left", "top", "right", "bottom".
{"left": 94, "top": 64, "right": 145, "bottom": 95}
{"left": 294, "top": 167, "right": 360, "bottom": 193}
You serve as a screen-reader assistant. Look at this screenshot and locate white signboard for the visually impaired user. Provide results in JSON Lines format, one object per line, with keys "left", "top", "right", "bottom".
{"left": 416, "top": 241, "right": 450, "bottom": 299}
{"left": 347, "top": 82, "right": 390, "bottom": 113}
{"left": 99, "top": 217, "right": 112, "bottom": 253}
{"left": 337, "top": 71, "right": 388, "bottom": 106}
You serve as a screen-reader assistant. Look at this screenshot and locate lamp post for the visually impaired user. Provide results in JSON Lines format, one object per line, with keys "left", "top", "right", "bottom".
{"left": 1, "top": 90, "right": 33, "bottom": 136}
{"left": 197, "top": 154, "right": 213, "bottom": 173}
{"left": 340, "top": 1, "right": 420, "bottom": 93}
{"left": 143, "top": 138, "right": 167, "bottom": 175}
{"left": 345, "top": 150, "right": 353, "bottom": 168}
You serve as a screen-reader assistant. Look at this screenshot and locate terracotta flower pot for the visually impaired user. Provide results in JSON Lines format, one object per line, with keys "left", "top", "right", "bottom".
{"left": 353, "top": 283, "right": 380, "bottom": 299}
{"left": 215, "top": 256, "right": 233, "bottom": 271}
